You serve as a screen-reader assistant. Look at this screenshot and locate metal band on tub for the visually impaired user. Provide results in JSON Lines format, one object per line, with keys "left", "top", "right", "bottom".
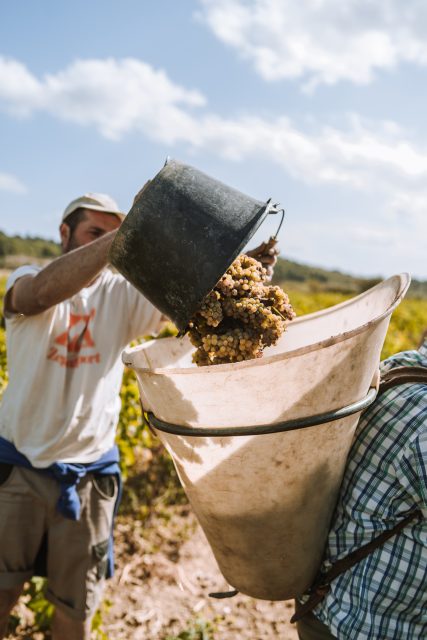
{"left": 146, "top": 387, "right": 378, "bottom": 438}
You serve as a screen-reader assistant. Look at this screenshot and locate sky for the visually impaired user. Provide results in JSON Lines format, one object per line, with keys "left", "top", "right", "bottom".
{"left": 1, "top": 0, "right": 427, "bottom": 279}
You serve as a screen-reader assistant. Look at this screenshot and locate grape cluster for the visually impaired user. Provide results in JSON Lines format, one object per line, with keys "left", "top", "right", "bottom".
{"left": 198, "top": 290, "right": 223, "bottom": 327}
{"left": 188, "top": 254, "right": 295, "bottom": 366}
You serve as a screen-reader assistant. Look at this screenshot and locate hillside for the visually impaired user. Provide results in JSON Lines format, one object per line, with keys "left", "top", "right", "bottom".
{"left": 1, "top": 229, "right": 426, "bottom": 298}
{"left": 0, "top": 230, "right": 60, "bottom": 268}
{"left": 273, "top": 257, "right": 427, "bottom": 299}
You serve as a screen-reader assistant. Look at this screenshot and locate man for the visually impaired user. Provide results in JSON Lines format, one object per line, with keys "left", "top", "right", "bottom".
{"left": 0, "top": 193, "right": 163, "bottom": 639}
{"left": 0, "top": 190, "right": 279, "bottom": 639}
{"left": 295, "top": 335, "right": 427, "bottom": 639}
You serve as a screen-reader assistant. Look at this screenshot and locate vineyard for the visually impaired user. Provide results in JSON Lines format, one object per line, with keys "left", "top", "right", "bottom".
{"left": 0, "top": 275, "right": 426, "bottom": 639}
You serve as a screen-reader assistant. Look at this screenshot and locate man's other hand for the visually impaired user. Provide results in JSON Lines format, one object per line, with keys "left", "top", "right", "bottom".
{"left": 246, "top": 237, "right": 279, "bottom": 280}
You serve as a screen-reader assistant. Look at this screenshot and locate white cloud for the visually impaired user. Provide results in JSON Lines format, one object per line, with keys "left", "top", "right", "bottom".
{"left": 183, "top": 112, "right": 427, "bottom": 273}
{"left": 2, "top": 56, "right": 427, "bottom": 207}
{"left": 187, "top": 114, "right": 427, "bottom": 198}
{"left": 0, "top": 58, "right": 43, "bottom": 116}
{"left": 197, "top": 0, "right": 427, "bottom": 89}
{"left": 0, "top": 172, "right": 27, "bottom": 194}
{"left": 0, "top": 55, "right": 426, "bottom": 264}
{"left": 0, "top": 56, "right": 206, "bottom": 140}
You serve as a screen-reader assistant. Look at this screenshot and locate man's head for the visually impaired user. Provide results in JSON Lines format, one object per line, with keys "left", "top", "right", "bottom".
{"left": 60, "top": 193, "right": 124, "bottom": 253}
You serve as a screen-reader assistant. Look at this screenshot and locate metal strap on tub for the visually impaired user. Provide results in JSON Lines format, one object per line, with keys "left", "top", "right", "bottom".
{"left": 146, "top": 387, "right": 378, "bottom": 438}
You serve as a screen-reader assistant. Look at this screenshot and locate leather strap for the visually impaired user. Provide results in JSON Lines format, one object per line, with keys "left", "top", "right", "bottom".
{"left": 291, "top": 366, "right": 427, "bottom": 624}
{"left": 378, "top": 366, "right": 427, "bottom": 394}
{"left": 291, "top": 509, "right": 421, "bottom": 623}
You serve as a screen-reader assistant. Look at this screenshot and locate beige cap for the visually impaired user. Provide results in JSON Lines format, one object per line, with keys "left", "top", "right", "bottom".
{"left": 62, "top": 192, "right": 125, "bottom": 223}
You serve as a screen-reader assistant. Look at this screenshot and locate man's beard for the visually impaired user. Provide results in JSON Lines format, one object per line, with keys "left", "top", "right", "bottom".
{"left": 64, "top": 233, "right": 81, "bottom": 253}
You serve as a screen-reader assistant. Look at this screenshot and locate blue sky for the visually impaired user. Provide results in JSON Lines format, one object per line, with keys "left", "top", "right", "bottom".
{"left": 1, "top": 0, "right": 426, "bottom": 279}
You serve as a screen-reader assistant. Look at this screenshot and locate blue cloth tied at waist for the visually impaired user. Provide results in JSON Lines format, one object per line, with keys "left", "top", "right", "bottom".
{"left": 0, "top": 436, "right": 122, "bottom": 578}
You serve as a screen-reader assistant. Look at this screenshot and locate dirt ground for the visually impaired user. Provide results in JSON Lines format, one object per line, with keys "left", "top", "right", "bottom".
{"left": 102, "top": 505, "right": 299, "bottom": 640}
{"left": 8, "top": 504, "right": 299, "bottom": 639}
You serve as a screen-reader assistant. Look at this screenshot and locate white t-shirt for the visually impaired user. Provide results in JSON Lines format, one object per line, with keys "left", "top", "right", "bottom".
{"left": 0, "top": 266, "right": 162, "bottom": 467}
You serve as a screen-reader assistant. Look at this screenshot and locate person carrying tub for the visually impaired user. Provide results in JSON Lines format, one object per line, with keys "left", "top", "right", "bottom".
{"left": 294, "top": 332, "right": 427, "bottom": 639}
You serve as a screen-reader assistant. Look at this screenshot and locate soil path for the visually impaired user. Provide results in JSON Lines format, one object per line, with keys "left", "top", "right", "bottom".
{"left": 103, "top": 506, "right": 299, "bottom": 639}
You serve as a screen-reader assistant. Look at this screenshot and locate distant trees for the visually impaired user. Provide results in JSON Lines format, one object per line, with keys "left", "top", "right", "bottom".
{"left": 0, "top": 230, "right": 60, "bottom": 267}
{"left": 273, "top": 258, "right": 426, "bottom": 299}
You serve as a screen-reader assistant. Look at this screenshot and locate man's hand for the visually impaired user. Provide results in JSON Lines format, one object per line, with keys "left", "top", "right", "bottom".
{"left": 246, "top": 237, "right": 279, "bottom": 280}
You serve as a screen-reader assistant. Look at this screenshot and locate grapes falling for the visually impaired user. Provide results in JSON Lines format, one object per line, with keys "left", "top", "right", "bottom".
{"left": 188, "top": 255, "right": 295, "bottom": 366}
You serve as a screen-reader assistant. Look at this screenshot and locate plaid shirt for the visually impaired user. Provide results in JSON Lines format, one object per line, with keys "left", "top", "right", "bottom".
{"left": 314, "top": 340, "right": 427, "bottom": 639}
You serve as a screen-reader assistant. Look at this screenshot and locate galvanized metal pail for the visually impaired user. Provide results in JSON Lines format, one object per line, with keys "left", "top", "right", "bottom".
{"left": 109, "top": 159, "right": 279, "bottom": 331}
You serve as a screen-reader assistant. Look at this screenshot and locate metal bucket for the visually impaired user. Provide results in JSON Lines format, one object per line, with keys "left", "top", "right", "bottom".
{"left": 109, "top": 159, "right": 280, "bottom": 331}
{"left": 123, "top": 274, "right": 410, "bottom": 600}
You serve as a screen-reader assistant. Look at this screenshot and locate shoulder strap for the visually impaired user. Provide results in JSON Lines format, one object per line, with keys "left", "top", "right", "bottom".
{"left": 291, "top": 509, "right": 421, "bottom": 623}
{"left": 378, "top": 366, "right": 427, "bottom": 395}
{"left": 291, "top": 365, "right": 427, "bottom": 624}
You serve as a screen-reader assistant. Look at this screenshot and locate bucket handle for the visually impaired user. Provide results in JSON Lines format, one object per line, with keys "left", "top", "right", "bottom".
{"left": 146, "top": 387, "right": 378, "bottom": 438}
{"left": 269, "top": 204, "right": 285, "bottom": 239}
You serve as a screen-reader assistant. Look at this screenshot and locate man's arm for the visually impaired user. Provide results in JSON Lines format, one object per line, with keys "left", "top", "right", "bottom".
{"left": 5, "top": 230, "right": 118, "bottom": 316}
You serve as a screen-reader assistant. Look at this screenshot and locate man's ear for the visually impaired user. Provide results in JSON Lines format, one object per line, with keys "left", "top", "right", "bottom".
{"left": 59, "top": 223, "right": 70, "bottom": 250}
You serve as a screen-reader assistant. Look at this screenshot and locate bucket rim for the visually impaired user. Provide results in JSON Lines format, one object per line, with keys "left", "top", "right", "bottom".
{"left": 123, "top": 272, "right": 411, "bottom": 374}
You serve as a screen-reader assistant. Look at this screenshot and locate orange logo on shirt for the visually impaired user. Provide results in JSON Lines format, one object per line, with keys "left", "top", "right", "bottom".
{"left": 47, "top": 309, "right": 101, "bottom": 367}
{"left": 55, "top": 310, "right": 96, "bottom": 353}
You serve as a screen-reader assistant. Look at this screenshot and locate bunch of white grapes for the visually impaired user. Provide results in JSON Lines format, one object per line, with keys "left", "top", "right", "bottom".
{"left": 188, "top": 254, "right": 295, "bottom": 366}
